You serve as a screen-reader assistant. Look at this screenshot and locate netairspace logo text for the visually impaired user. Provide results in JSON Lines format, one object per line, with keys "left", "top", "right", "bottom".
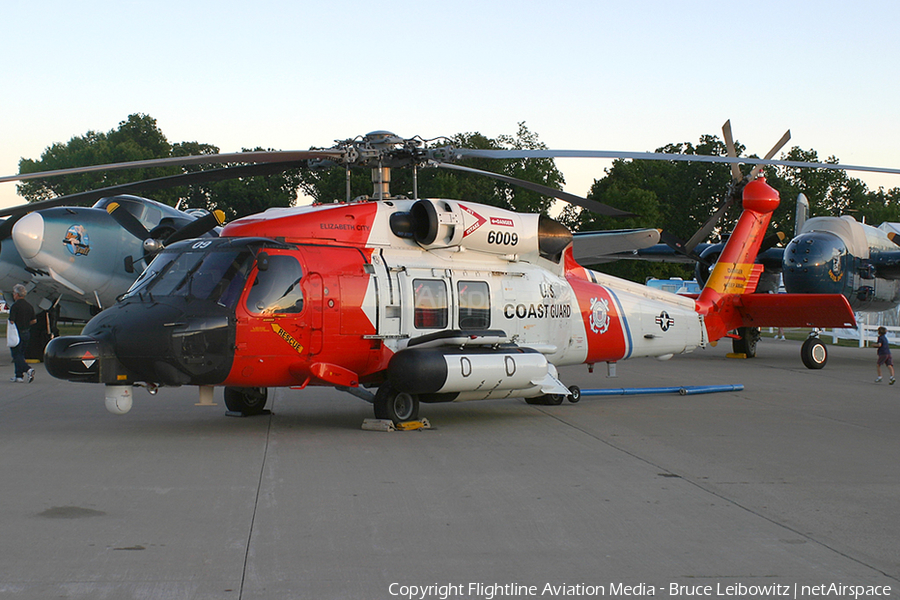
{"left": 387, "top": 582, "right": 893, "bottom": 600}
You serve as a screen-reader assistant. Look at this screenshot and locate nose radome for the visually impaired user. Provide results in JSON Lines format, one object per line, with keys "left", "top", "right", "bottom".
{"left": 12, "top": 212, "right": 44, "bottom": 259}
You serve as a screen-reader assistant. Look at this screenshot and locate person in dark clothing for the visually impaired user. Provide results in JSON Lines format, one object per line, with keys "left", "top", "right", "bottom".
{"left": 8, "top": 284, "right": 36, "bottom": 383}
{"left": 875, "top": 326, "right": 895, "bottom": 385}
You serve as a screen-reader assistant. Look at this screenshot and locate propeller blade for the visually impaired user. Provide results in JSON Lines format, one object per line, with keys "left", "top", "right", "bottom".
{"left": 165, "top": 210, "right": 226, "bottom": 245}
{"left": 106, "top": 201, "right": 152, "bottom": 241}
{"left": 761, "top": 231, "right": 787, "bottom": 252}
{"left": 0, "top": 214, "right": 24, "bottom": 240}
{"left": 0, "top": 150, "right": 342, "bottom": 185}
{"left": 722, "top": 120, "right": 743, "bottom": 182}
{"left": 436, "top": 162, "right": 635, "bottom": 217}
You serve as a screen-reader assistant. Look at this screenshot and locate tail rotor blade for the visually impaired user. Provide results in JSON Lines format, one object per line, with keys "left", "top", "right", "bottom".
{"left": 749, "top": 129, "right": 791, "bottom": 180}
{"left": 722, "top": 120, "right": 743, "bottom": 182}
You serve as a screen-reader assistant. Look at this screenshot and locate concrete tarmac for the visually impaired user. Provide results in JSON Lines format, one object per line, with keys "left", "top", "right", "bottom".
{"left": 0, "top": 338, "right": 897, "bottom": 599}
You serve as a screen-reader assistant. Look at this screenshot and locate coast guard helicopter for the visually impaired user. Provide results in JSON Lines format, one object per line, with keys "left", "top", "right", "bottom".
{"left": 3, "top": 129, "right": 893, "bottom": 423}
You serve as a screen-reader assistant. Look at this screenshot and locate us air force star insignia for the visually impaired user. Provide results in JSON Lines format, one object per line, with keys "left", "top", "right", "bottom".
{"left": 589, "top": 297, "right": 610, "bottom": 334}
{"left": 655, "top": 311, "right": 674, "bottom": 332}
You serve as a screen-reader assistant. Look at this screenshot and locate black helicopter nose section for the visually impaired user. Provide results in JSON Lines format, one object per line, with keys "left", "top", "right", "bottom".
{"left": 782, "top": 231, "right": 848, "bottom": 295}
{"left": 45, "top": 298, "right": 237, "bottom": 387}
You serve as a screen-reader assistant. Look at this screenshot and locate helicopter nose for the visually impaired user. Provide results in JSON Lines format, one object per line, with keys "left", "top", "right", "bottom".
{"left": 12, "top": 211, "right": 44, "bottom": 259}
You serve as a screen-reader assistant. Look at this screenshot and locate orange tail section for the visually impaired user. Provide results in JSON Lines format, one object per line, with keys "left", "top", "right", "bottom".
{"left": 696, "top": 178, "right": 855, "bottom": 341}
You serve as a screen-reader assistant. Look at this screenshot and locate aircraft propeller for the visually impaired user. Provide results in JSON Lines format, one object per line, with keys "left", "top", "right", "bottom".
{"left": 106, "top": 200, "right": 225, "bottom": 268}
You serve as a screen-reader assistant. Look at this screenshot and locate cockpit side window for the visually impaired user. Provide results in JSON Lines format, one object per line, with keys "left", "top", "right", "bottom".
{"left": 245, "top": 254, "right": 304, "bottom": 315}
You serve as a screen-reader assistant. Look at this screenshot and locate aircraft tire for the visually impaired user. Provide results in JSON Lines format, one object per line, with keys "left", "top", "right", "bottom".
{"left": 545, "top": 394, "right": 565, "bottom": 406}
{"left": 801, "top": 337, "right": 828, "bottom": 370}
{"left": 732, "top": 327, "right": 759, "bottom": 357}
{"left": 223, "top": 386, "right": 268, "bottom": 416}
{"left": 567, "top": 386, "right": 581, "bottom": 403}
{"left": 374, "top": 384, "right": 419, "bottom": 424}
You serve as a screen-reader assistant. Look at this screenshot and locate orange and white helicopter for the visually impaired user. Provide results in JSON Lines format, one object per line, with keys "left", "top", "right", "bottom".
{"left": 5, "top": 130, "right": 890, "bottom": 423}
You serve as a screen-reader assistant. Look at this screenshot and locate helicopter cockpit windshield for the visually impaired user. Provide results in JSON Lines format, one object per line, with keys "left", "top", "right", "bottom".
{"left": 123, "top": 239, "right": 286, "bottom": 308}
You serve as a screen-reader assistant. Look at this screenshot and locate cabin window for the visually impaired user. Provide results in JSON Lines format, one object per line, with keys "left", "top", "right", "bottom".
{"left": 458, "top": 280, "right": 490, "bottom": 329}
{"left": 246, "top": 254, "right": 305, "bottom": 314}
{"left": 413, "top": 279, "right": 448, "bottom": 329}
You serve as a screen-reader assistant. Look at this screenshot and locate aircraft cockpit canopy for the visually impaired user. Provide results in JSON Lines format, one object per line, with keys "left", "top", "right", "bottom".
{"left": 122, "top": 237, "right": 293, "bottom": 310}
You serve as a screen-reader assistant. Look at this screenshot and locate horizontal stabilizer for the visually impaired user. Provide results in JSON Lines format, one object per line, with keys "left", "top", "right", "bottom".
{"left": 734, "top": 294, "right": 856, "bottom": 329}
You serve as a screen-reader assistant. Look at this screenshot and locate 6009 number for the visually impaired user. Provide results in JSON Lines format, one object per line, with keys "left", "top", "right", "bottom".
{"left": 487, "top": 231, "right": 518, "bottom": 246}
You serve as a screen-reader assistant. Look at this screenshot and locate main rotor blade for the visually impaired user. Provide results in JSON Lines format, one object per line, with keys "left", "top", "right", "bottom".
{"left": 0, "top": 160, "right": 308, "bottom": 218}
{"left": 0, "top": 150, "right": 342, "bottom": 185}
{"left": 446, "top": 148, "right": 900, "bottom": 177}
{"left": 435, "top": 162, "right": 635, "bottom": 217}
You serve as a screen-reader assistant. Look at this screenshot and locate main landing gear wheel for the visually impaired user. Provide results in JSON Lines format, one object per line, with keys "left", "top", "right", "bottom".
{"left": 732, "top": 327, "right": 760, "bottom": 357}
{"left": 223, "top": 386, "right": 269, "bottom": 416}
{"left": 374, "top": 384, "right": 419, "bottom": 424}
{"left": 526, "top": 393, "right": 566, "bottom": 406}
{"left": 801, "top": 337, "right": 828, "bottom": 369}
{"left": 567, "top": 386, "right": 581, "bottom": 403}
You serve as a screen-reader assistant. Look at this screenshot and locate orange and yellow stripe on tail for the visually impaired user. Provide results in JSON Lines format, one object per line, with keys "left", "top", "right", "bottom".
{"left": 704, "top": 262, "right": 764, "bottom": 296}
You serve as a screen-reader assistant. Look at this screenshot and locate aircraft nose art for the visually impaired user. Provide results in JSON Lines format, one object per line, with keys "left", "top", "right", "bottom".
{"left": 12, "top": 212, "right": 44, "bottom": 259}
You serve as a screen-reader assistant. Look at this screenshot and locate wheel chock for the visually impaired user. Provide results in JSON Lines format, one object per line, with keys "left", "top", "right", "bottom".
{"left": 395, "top": 419, "right": 432, "bottom": 431}
{"left": 361, "top": 418, "right": 433, "bottom": 432}
{"left": 726, "top": 352, "right": 748, "bottom": 359}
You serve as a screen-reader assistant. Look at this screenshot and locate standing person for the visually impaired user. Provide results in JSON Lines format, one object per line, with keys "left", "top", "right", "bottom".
{"left": 8, "top": 284, "right": 36, "bottom": 383}
{"left": 875, "top": 326, "right": 895, "bottom": 385}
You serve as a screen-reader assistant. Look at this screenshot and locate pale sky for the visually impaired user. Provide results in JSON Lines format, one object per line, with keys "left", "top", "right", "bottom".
{"left": 2, "top": 0, "right": 899, "bottom": 212}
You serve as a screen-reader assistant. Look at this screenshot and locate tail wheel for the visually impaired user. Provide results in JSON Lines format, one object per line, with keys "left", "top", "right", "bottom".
{"left": 223, "top": 386, "right": 268, "bottom": 415}
{"left": 374, "top": 384, "right": 419, "bottom": 424}
{"left": 801, "top": 337, "right": 828, "bottom": 369}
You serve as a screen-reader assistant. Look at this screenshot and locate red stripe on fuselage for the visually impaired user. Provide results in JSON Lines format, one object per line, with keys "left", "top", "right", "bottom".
{"left": 569, "top": 276, "right": 629, "bottom": 363}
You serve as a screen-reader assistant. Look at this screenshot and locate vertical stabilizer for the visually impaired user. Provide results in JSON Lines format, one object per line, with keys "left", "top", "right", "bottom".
{"left": 696, "top": 177, "right": 780, "bottom": 340}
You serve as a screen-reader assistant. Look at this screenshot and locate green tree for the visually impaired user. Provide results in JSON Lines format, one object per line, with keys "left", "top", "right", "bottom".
{"left": 17, "top": 114, "right": 180, "bottom": 204}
